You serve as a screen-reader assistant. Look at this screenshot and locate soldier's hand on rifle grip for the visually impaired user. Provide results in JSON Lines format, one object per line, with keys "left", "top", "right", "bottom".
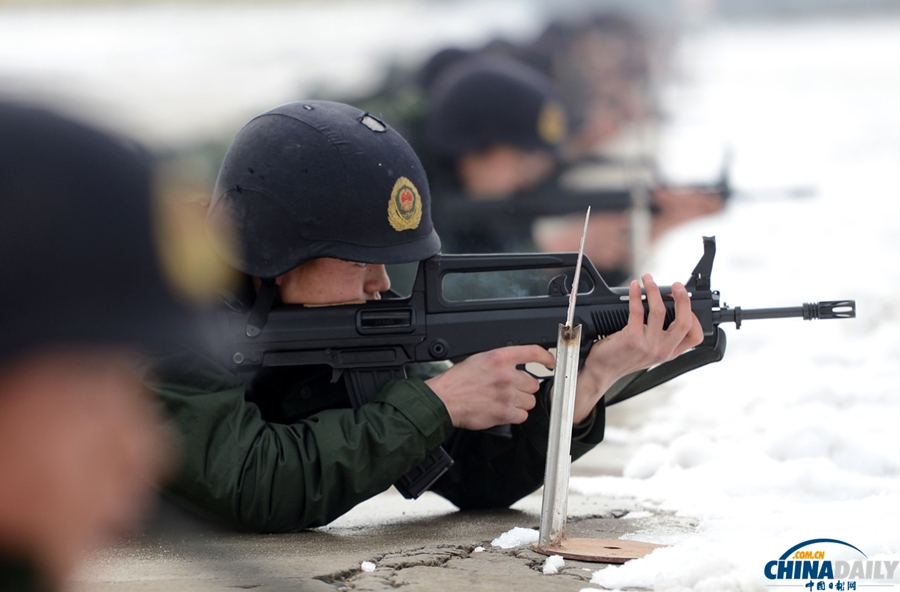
{"left": 573, "top": 274, "right": 704, "bottom": 424}
{"left": 425, "top": 345, "right": 556, "bottom": 432}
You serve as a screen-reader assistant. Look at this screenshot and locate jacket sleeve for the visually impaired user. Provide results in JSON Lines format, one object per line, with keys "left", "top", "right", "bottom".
{"left": 144, "top": 351, "right": 453, "bottom": 533}
{"left": 430, "top": 378, "right": 605, "bottom": 509}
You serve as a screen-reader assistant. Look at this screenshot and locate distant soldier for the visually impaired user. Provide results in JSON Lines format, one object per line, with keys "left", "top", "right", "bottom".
{"left": 522, "top": 13, "right": 728, "bottom": 277}
{"left": 422, "top": 53, "right": 569, "bottom": 253}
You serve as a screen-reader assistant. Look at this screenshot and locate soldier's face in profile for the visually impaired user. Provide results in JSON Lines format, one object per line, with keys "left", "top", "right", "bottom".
{"left": 458, "top": 145, "right": 556, "bottom": 199}
{"left": 270, "top": 257, "right": 391, "bottom": 306}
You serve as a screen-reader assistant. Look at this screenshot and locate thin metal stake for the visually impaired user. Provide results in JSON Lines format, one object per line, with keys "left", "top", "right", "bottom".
{"left": 566, "top": 206, "right": 590, "bottom": 328}
{"left": 538, "top": 322, "right": 582, "bottom": 547}
{"left": 539, "top": 207, "right": 590, "bottom": 549}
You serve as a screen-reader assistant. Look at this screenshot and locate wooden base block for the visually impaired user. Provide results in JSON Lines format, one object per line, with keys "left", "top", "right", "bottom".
{"left": 532, "top": 537, "right": 665, "bottom": 564}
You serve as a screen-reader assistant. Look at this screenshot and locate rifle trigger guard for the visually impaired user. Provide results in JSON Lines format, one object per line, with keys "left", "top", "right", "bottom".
{"left": 246, "top": 278, "right": 277, "bottom": 337}
{"left": 516, "top": 363, "right": 551, "bottom": 380}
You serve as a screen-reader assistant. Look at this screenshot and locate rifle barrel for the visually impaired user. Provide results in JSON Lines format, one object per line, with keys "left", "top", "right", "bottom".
{"left": 713, "top": 300, "right": 856, "bottom": 329}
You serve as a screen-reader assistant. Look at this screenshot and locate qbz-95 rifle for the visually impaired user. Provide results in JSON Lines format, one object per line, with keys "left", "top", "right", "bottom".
{"left": 215, "top": 236, "right": 855, "bottom": 499}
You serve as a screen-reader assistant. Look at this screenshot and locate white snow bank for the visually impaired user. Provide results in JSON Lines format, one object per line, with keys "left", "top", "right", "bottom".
{"left": 575, "top": 16, "right": 900, "bottom": 592}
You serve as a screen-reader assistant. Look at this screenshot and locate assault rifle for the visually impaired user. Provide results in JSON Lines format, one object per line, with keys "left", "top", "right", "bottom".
{"left": 431, "top": 155, "right": 732, "bottom": 238}
{"left": 215, "top": 237, "right": 855, "bottom": 499}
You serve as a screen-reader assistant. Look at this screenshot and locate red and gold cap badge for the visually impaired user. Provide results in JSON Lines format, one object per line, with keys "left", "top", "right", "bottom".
{"left": 387, "top": 176, "right": 423, "bottom": 231}
{"left": 537, "top": 100, "right": 567, "bottom": 146}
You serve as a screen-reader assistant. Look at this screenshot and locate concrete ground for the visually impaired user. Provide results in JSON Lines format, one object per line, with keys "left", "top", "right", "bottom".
{"left": 71, "top": 388, "right": 690, "bottom": 592}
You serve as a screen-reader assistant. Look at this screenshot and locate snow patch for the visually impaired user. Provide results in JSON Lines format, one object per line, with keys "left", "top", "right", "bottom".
{"left": 542, "top": 555, "right": 565, "bottom": 574}
{"left": 621, "top": 510, "right": 654, "bottom": 520}
{"left": 490, "top": 527, "right": 539, "bottom": 549}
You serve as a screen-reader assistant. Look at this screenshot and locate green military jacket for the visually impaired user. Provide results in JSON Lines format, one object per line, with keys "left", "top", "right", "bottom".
{"left": 145, "top": 349, "right": 605, "bottom": 534}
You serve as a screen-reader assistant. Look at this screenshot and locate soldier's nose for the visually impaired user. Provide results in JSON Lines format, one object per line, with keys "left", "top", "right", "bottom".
{"left": 365, "top": 264, "right": 391, "bottom": 296}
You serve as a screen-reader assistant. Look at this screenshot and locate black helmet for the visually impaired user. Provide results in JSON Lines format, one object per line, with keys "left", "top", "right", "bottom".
{"left": 0, "top": 102, "right": 210, "bottom": 357}
{"left": 424, "top": 54, "right": 568, "bottom": 158}
{"left": 208, "top": 101, "right": 441, "bottom": 279}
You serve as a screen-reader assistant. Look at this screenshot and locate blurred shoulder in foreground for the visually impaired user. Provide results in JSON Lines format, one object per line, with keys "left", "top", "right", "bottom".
{"left": 0, "top": 101, "right": 221, "bottom": 591}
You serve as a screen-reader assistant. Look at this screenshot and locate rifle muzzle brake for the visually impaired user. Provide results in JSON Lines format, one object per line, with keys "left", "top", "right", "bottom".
{"left": 715, "top": 300, "right": 856, "bottom": 329}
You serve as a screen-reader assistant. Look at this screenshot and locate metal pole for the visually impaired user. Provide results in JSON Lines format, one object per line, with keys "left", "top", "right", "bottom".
{"left": 628, "top": 166, "right": 652, "bottom": 281}
{"left": 539, "top": 207, "right": 589, "bottom": 549}
{"left": 538, "top": 322, "right": 582, "bottom": 548}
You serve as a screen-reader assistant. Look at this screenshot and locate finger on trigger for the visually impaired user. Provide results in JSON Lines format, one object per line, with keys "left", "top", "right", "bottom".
{"left": 508, "top": 343, "right": 555, "bottom": 369}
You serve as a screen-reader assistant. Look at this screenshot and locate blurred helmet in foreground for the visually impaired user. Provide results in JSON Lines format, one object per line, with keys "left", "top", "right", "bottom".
{"left": 0, "top": 101, "right": 212, "bottom": 357}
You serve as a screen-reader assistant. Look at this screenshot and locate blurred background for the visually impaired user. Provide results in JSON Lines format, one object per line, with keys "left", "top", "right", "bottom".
{"left": 3, "top": 0, "right": 898, "bottom": 232}
{"left": 4, "top": 0, "right": 900, "bottom": 451}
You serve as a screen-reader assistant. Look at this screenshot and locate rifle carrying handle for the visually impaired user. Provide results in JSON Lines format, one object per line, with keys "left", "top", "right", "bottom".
{"left": 344, "top": 369, "right": 454, "bottom": 499}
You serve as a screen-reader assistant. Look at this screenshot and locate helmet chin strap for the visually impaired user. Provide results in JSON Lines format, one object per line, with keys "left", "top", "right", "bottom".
{"left": 245, "top": 278, "right": 277, "bottom": 337}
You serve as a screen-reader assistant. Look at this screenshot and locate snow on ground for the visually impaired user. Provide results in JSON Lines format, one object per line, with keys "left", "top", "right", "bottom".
{"left": 491, "top": 527, "right": 540, "bottom": 549}
{"left": 573, "top": 16, "right": 900, "bottom": 592}
{"left": 543, "top": 554, "right": 566, "bottom": 575}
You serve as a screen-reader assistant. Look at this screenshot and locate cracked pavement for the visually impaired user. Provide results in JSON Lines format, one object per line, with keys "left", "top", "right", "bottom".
{"left": 71, "top": 393, "right": 693, "bottom": 592}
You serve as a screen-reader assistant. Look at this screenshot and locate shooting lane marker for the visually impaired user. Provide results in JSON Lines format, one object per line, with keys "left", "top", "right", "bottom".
{"left": 535, "top": 538, "right": 665, "bottom": 564}
{"left": 534, "top": 206, "right": 666, "bottom": 564}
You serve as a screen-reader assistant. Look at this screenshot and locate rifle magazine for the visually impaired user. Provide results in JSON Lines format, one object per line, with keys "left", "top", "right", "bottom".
{"left": 393, "top": 447, "right": 454, "bottom": 499}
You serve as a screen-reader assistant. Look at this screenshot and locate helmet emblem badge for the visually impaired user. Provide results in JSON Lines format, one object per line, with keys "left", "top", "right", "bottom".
{"left": 387, "top": 176, "right": 422, "bottom": 231}
{"left": 537, "top": 100, "right": 567, "bottom": 145}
